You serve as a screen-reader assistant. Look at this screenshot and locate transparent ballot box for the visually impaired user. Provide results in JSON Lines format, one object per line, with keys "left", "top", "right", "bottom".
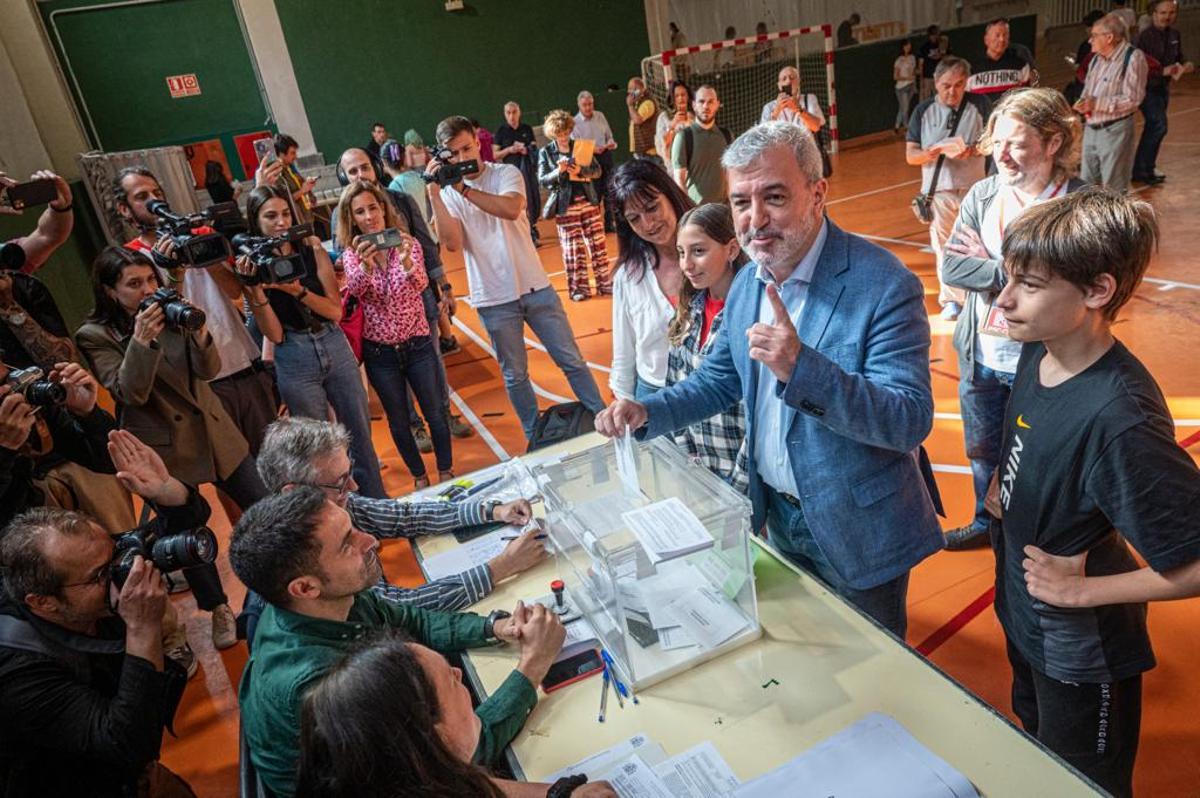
{"left": 527, "top": 436, "right": 760, "bottom": 691}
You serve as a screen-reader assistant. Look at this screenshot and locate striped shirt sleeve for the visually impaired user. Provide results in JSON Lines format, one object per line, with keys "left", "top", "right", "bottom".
{"left": 346, "top": 492, "right": 489, "bottom": 539}
{"left": 372, "top": 564, "right": 495, "bottom": 612}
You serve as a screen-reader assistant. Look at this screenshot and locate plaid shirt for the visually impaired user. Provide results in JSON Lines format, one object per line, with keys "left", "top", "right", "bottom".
{"left": 666, "top": 291, "right": 750, "bottom": 494}
{"left": 346, "top": 493, "right": 495, "bottom": 611}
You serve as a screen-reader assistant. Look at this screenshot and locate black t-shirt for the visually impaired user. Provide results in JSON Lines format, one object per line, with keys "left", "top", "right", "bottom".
{"left": 918, "top": 39, "right": 943, "bottom": 78}
{"left": 494, "top": 123, "right": 537, "bottom": 169}
{"left": 967, "top": 48, "right": 1034, "bottom": 102}
{"left": 995, "top": 341, "right": 1200, "bottom": 683}
{"left": 264, "top": 246, "right": 328, "bottom": 333}
{"left": 0, "top": 271, "right": 70, "bottom": 370}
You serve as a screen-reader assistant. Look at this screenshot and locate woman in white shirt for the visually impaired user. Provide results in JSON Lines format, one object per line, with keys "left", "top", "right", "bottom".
{"left": 607, "top": 159, "right": 695, "bottom": 400}
{"left": 894, "top": 40, "right": 918, "bottom": 133}
{"left": 655, "top": 81, "right": 694, "bottom": 165}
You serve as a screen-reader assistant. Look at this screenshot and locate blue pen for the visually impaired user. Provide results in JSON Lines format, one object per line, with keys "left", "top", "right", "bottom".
{"left": 500, "top": 533, "right": 548, "bottom": 541}
{"left": 600, "top": 649, "right": 637, "bottom": 706}
{"left": 598, "top": 667, "right": 610, "bottom": 722}
{"left": 462, "top": 477, "right": 502, "bottom": 498}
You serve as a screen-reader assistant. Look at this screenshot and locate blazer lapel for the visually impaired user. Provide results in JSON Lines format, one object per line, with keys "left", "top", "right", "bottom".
{"left": 796, "top": 219, "right": 848, "bottom": 350}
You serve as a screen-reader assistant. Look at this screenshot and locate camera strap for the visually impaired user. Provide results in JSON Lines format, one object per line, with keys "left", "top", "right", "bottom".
{"left": 923, "top": 100, "right": 965, "bottom": 198}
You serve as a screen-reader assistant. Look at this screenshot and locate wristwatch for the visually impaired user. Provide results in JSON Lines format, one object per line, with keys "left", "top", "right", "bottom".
{"left": 484, "top": 500, "right": 501, "bottom": 522}
{"left": 484, "top": 609, "right": 512, "bottom": 643}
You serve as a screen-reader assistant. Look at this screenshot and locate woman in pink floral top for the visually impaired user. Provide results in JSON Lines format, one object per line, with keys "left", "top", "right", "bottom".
{"left": 337, "top": 181, "right": 453, "bottom": 487}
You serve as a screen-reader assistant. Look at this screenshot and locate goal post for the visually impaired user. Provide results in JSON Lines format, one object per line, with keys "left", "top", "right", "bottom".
{"left": 641, "top": 24, "right": 838, "bottom": 155}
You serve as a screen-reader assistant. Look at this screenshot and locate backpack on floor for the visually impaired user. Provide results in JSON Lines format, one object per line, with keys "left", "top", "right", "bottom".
{"left": 527, "top": 402, "right": 596, "bottom": 452}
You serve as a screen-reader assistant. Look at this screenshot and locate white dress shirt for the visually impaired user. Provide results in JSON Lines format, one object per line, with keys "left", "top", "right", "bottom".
{"left": 610, "top": 261, "right": 674, "bottom": 399}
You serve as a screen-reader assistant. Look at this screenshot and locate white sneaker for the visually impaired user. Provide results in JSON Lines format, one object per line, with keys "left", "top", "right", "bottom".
{"left": 940, "top": 302, "right": 962, "bottom": 321}
{"left": 211, "top": 604, "right": 238, "bottom": 650}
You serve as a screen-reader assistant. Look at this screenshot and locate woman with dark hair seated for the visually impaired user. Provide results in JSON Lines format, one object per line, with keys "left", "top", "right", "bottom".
{"left": 607, "top": 158, "right": 694, "bottom": 401}
{"left": 239, "top": 185, "right": 386, "bottom": 498}
{"left": 296, "top": 632, "right": 617, "bottom": 798}
{"left": 75, "top": 245, "right": 254, "bottom": 649}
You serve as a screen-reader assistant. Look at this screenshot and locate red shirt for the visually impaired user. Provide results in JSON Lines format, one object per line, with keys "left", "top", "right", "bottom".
{"left": 699, "top": 295, "right": 725, "bottom": 348}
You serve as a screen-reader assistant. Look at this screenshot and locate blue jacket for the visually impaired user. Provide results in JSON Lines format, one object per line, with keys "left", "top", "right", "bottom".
{"left": 640, "top": 220, "right": 944, "bottom": 589}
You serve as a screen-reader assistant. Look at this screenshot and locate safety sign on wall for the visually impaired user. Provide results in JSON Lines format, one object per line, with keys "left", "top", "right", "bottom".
{"left": 166, "top": 74, "right": 201, "bottom": 99}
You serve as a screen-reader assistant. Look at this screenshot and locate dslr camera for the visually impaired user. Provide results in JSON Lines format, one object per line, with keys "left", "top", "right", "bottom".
{"left": 145, "top": 199, "right": 239, "bottom": 269}
{"left": 4, "top": 366, "right": 66, "bottom": 407}
{"left": 138, "top": 288, "right": 206, "bottom": 332}
{"left": 230, "top": 223, "right": 314, "bottom": 285}
{"left": 422, "top": 146, "right": 479, "bottom": 188}
{"left": 111, "top": 523, "right": 218, "bottom": 588}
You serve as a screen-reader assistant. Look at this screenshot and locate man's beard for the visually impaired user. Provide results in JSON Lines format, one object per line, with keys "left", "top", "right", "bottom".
{"left": 362, "top": 548, "right": 383, "bottom": 586}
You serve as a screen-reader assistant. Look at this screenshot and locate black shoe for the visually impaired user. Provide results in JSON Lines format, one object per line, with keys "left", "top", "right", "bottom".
{"left": 943, "top": 525, "right": 991, "bottom": 551}
{"left": 1133, "top": 173, "right": 1165, "bottom": 185}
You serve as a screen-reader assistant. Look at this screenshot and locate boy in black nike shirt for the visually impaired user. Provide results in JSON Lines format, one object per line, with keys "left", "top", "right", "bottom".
{"left": 990, "top": 187, "right": 1200, "bottom": 797}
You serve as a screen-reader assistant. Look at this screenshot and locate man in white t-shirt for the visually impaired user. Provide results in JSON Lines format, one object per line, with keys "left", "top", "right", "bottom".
{"left": 760, "top": 67, "right": 826, "bottom": 134}
{"left": 426, "top": 117, "right": 604, "bottom": 440}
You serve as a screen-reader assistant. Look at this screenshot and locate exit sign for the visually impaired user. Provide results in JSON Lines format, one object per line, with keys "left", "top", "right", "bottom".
{"left": 166, "top": 74, "right": 201, "bottom": 99}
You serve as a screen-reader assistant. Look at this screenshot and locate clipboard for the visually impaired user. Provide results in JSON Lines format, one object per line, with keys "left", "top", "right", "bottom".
{"left": 569, "top": 138, "right": 595, "bottom": 181}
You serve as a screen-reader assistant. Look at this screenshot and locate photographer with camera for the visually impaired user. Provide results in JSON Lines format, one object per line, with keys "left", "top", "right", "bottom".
{"left": 238, "top": 186, "right": 387, "bottom": 499}
{"left": 0, "top": 430, "right": 212, "bottom": 797}
{"left": 427, "top": 116, "right": 604, "bottom": 441}
{"left": 114, "top": 167, "right": 279, "bottom": 463}
{"left": 1, "top": 169, "right": 74, "bottom": 274}
{"left": 76, "top": 246, "right": 256, "bottom": 648}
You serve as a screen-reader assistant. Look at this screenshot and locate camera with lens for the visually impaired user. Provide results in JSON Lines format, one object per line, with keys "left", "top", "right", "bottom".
{"left": 230, "top": 223, "right": 314, "bottom": 285}
{"left": 4, "top": 366, "right": 66, "bottom": 407}
{"left": 138, "top": 287, "right": 206, "bottom": 332}
{"left": 422, "top": 146, "right": 479, "bottom": 188}
{"left": 110, "top": 524, "right": 218, "bottom": 588}
{"left": 145, "top": 199, "right": 240, "bottom": 269}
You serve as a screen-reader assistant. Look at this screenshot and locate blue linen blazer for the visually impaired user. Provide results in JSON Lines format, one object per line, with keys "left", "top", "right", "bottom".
{"left": 640, "top": 219, "right": 944, "bottom": 589}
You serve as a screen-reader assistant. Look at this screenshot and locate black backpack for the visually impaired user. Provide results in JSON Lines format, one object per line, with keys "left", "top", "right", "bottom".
{"left": 527, "top": 402, "right": 596, "bottom": 452}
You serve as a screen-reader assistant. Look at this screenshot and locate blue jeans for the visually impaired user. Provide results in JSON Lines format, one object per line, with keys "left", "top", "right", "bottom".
{"left": 364, "top": 336, "right": 452, "bottom": 477}
{"left": 405, "top": 323, "right": 452, "bottom": 428}
{"left": 272, "top": 323, "right": 386, "bottom": 498}
{"left": 895, "top": 84, "right": 915, "bottom": 128}
{"left": 1133, "top": 88, "right": 1168, "bottom": 178}
{"left": 476, "top": 286, "right": 604, "bottom": 439}
{"left": 959, "top": 362, "right": 1014, "bottom": 533}
{"left": 764, "top": 486, "right": 910, "bottom": 639}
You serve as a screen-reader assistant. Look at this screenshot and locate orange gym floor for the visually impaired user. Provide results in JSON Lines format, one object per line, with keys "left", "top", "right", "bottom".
{"left": 160, "top": 83, "right": 1200, "bottom": 796}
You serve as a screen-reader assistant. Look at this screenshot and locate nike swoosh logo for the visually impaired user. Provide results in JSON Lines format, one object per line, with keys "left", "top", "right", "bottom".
{"left": 1016, "top": 415, "right": 1031, "bottom": 429}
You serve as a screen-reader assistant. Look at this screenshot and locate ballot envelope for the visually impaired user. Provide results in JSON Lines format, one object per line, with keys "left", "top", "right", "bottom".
{"left": 525, "top": 437, "right": 761, "bottom": 691}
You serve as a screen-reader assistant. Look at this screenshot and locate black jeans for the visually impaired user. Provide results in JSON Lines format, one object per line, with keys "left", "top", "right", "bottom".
{"left": 1133, "top": 88, "right": 1169, "bottom": 178}
{"left": 596, "top": 150, "right": 617, "bottom": 230}
{"left": 1006, "top": 639, "right": 1141, "bottom": 798}
{"left": 364, "top": 336, "right": 452, "bottom": 476}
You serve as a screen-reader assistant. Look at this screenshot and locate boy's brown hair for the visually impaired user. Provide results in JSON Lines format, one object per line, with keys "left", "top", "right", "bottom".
{"left": 1002, "top": 186, "right": 1158, "bottom": 320}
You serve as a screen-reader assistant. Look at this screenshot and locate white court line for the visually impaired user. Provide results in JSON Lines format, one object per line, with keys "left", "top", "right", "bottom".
{"left": 451, "top": 316, "right": 573, "bottom": 404}
{"left": 448, "top": 389, "right": 510, "bottom": 461}
{"left": 1144, "top": 276, "right": 1200, "bottom": 291}
{"left": 826, "top": 178, "right": 921, "bottom": 206}
{"left": 931, "top": 463, "right": 972, "bottom": 475}
{"left": 523, "top": 334, "right": 613, "bottom": 373}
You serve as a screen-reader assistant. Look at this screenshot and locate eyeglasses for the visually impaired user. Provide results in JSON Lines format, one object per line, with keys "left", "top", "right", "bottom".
{"left": 62, "top": 562, "right": 112, "bottom": 590}
{"left": 315, "top": 462, "right": 355, "bottom": 499}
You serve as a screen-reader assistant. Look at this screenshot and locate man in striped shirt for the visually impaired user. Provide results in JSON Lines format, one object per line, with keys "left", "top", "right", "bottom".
{"left": 256, "top": 417, "right": 546, "bottom": 611}
{"left": 1075, "top": 13, "right": 1148, "bottom": 191}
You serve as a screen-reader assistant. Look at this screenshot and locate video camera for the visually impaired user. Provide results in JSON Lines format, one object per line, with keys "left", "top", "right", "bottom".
{"left": 230, "top": 223, "right": 313, "bottom": 285}
{"left": 138, "top": 287, "right": 206, "bottom": 332}
{"left": 111, "top": 523, "right": 217, "bottom": 588}
{"left": 3, "top": 366, "right": 66, "bottom": 407}
{"left": 145, "top": 199, "right": 239, "bottom": 269}
{"left": 422, "top": 146, "right": 479, "bottom": 188}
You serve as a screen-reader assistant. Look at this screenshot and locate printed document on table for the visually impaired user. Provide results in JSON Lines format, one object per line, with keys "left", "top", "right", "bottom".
{"left": 547, "top": 733, "right": 668, "bottom": 782}
{"left": 623, "top": 497, "right": 714, "bottom": 564}
{"left": 603, "top": 754, "right": 675, "bottom": 798}
{"left": 732, "top": 713, "right": 980, "bottom": 798}
{"left": 614, "top": 426, "right": 642, "bottom": 497}
{"left": 421, "top": 527, "right": 510, "bottom": 581}
{"left": 653, "top": 741, "right": 740, "bottom": 797}
{"left": 664, "top": 585, "right": 750, "bottom": 650}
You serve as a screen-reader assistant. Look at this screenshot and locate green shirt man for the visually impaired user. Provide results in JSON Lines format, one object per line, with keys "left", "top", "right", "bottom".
{"left": 671, "top": 86, "right": 730, "bottom": 204}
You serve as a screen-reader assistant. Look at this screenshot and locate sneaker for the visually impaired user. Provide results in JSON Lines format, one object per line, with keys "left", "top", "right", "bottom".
{"left": 940, "top": 302, "right": 962, "bottom": 321}
{"left": 943, "top": 525, "right": 991, "bottom": 551}
{"left": 211, "top": 603, "right": 238, "bottom": 650}
{"left": 570, "top": 292, "right": 588, "bottom": 302}
{"left": 164, "top": 632, "right": 198, "bottom": 679}
{"left": 448, "top": 413, "right": 475, "bottom": 438}
{"left": 411, "top": 423, "right": 433, "bottom": 453}
{"left": 439, "top": 335, "right": 461, "bottom": 355}
{"left": 164, "top": 570, "right": 191, "bottom": 594}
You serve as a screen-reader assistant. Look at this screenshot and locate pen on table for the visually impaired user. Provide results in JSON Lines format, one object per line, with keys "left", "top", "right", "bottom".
{"left": 598, "top": 667, "right": 610, "bottom": 722}
{"left": 462, "top": 477, "right": 501, "bottom": 498}
{"left": 600, "top": 649, "right": 636, "bottom": 706}
{"left": 500, "top": 533, "right": 548, "bottom": 541}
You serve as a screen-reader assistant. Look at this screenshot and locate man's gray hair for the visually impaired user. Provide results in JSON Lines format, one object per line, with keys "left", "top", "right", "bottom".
{"left": 577, "top": 90, "right": 594, "bottom": 103}
{"left": 1095, "top": 12, "right": 1128, "bottom": 41}
{"left": 256, "top": 417, "right": 352, "bottom": 492}
{"left": 504, "top": 101, "right": 520, "bottom": 111}
{"left": 934, "top": 55, "right": 971, "bottom": 81}
{"left": 721, "top": 121, "right": 824, "bottom": 184}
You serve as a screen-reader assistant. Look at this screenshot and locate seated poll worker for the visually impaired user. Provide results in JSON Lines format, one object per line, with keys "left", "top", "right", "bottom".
{"left": 295, "top": 632, "right": 619, "bottom": 798}
{"left": 596, "top": 121, "right": 943, "bottom": 638}
{"left": 255, "top": 416, "right": 547, "bottom": 610}
{"left": 231, "top": 488, "right": 566, "bottom": 798}
{"left": 0, "top": 430, "right": 210, "bottom": 797}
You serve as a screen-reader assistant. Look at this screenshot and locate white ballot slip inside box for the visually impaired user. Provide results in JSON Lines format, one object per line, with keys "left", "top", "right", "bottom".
{"left": 732, "top": 713, "right": 980, "bottom": 798}
{"left": 547, "top": 733, "right": 668, "bottom": 782}
{"left": 614, "top": 426, "right": 642, "bottom": 498}
{"left": 421, "top": 527, "right": 511, "bottom": 581}
{"left": 653, "top": 741, "right": 741, "bottom": 798}
{"left": 623, "top": 497, "right": 715, "bottom": 564}
{"left": 664, "top": 585, "right": 751, "bottom": 651}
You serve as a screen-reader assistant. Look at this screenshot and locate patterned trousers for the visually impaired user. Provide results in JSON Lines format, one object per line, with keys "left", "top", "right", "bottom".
{"left": 555, "top": 197, "right": 611, "bottom": 297}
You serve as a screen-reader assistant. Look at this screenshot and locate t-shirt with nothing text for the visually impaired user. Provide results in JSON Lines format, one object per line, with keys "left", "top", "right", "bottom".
{"left": 967, "top": 48, "right": 1035, "bottom": 114}
{"left": 438, "top": 162, "right": 549, "bottom": 309}
{"left": 671, "top": 123, "right": 729, "bottom": 204}
{"left": 995, "top": 341, "right": 1200, "bottom": 684}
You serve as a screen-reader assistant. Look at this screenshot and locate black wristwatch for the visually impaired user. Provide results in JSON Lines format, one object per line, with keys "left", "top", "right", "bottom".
{"left": 547, "top": 774, "right": 588, "bottom": 797}
{"left": 484, "top": 609, "right": 512, "bottom": 643}
{"left": 485, "top": 500, "right": 501, "bottom": 522}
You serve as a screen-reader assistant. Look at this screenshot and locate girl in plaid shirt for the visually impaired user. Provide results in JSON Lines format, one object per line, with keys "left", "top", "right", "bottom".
{"left": 667, "top": 204, "right": 750, "bottom": 493}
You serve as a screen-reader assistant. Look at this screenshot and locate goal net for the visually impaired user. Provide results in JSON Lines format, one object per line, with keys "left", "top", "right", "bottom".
{"left": 641, "top": 24, "right": 838, "bottom": 155}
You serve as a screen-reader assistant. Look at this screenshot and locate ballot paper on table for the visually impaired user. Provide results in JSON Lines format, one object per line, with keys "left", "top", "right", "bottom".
{"left": 421, "top": 527, "right": 510, "bottom": 581}
{"left": 732, "top": 713, "right": 980, "bottom": 798}
{"left": 603, "top": 754, "right": 676, "bottom": 798}
{"left": 547, "top": 733, "right": 668, "bottom": 782}
{"left": 623, "top": 497, "right": 714, "bottom": 564}
{"left": 654, "top": 741, "right": 741, "bottom": 797}
{"left": 614, "top": 426, "right": 642, "bottom": 497}
{"left": 664, "top": 585, "right": 750, "bottom": 651}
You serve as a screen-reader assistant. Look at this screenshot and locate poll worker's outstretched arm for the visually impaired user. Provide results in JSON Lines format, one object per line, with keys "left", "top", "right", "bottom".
{"left": 777, "top": 265, "right": 934, "bottom": 452}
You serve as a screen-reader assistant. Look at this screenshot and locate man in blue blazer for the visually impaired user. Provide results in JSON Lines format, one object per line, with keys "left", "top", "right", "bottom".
{"left": 596, "top": 121, "right": 944, "bottom": 638}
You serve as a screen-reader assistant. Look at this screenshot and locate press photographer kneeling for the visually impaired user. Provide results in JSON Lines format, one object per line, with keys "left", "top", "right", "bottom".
{"left": 0, "top": 431, "right": 214, "bottom": 797}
